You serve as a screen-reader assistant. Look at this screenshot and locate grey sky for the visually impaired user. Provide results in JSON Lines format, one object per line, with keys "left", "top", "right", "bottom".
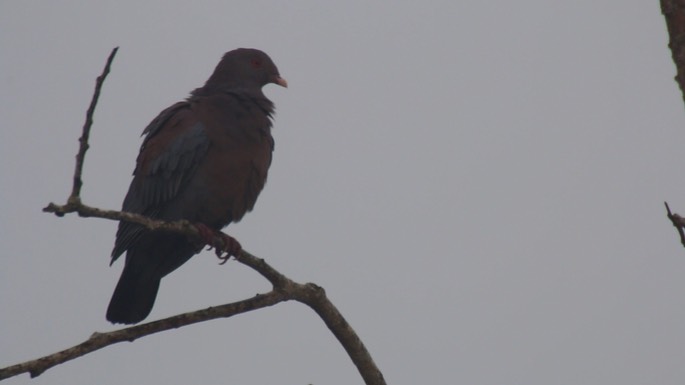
{"left": 2, "top": 1, "right": 684, "bottom": 384}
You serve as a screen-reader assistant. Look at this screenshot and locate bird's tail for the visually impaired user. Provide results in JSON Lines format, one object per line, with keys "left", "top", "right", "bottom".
{"left": 106, "top": 264, "right": 160, "bottom": 324}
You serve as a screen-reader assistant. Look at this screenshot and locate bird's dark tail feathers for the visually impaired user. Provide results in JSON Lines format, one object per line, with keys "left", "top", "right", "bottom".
{"left": 106, "top": 264, "right": 160, "bottom": 325}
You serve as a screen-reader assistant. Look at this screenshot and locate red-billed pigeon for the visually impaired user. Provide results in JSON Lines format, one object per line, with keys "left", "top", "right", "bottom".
{"left": 106, "top": 48, "right": 287, "bottom": 324}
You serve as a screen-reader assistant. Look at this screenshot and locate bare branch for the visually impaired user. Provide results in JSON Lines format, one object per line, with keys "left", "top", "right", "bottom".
{"left": 44, "top": 200, "right": 203, "bottom": 237}
{"left": 238, "top": 251, "right": 387, "bottom": 385}
{"left": 0, "top": 291, "right": 287, "bottom": 380}
{"left": 1, "top": 242, "right": 386, "bottom": 384}
{"left": 291, "top": 281, "right": 387, "bottom": 385}
{"left": 2, "top": 48, "right": 387, "bottom": 385}
{"left": 69, "top": 47, "right": 119, "bottom": 205}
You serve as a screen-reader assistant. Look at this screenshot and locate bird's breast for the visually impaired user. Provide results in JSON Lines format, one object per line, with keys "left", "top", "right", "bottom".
{"left": 184, "top": 103, "right": 273, "bottom": 228}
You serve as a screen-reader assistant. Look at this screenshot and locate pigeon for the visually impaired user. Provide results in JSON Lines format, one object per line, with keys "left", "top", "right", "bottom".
{"left": 106, "top": 48, "right": 286, "bottom": 324}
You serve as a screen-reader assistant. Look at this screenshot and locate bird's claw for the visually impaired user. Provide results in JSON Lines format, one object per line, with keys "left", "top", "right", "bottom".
{"left": 194, "top": 223, "right": 242, "bottom": 264}
{"left": 214, "top": 233, "right": 242, "bottom": 265}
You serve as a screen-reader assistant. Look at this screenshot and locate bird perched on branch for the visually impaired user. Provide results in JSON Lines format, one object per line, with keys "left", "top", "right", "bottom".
{"left": 106, "top": 48, "right": 287, "bottom": 324}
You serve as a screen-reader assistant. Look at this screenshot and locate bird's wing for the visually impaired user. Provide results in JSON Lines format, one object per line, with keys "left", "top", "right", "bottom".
{"left": 111, "top": 101, "right": 210, "bottom": 261}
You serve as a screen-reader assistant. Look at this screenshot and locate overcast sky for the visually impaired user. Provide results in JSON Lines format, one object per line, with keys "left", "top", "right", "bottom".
{"left": 2, "top": 1, "right": 685, "bottom": 384}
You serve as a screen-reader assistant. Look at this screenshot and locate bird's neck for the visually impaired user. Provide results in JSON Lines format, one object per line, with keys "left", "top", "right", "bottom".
{"left": 188, "top": 87, "right": 275, "bottom": 118}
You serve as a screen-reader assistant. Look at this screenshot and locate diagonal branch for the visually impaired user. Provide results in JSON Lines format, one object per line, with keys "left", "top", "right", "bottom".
{"left": 239, "top": 251, "right": 386, "bottom": 385}
{"left": 1, "top": 48, "right": 386, "bottom": 385}
{"left": 0, "top": 290, "right": 288, "bottom": 380}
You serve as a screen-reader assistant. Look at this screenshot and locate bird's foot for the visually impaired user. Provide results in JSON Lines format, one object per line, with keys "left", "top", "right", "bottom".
{"left": 214, "top": 233, "right": 242, "bottom": 265}
{"left": 194, "top": 223, "right": 242, "bottom": 265}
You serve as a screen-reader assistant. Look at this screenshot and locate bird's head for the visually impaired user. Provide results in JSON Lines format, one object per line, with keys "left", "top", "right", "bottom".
{"left": 205, "top": 48, "right": 287, "bottom": 90}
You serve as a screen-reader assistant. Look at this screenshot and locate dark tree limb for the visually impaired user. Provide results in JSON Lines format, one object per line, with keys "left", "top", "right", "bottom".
{"left": 661, "top": 2, "right": 685, "bottom": 249}
{"left": 662, "top": 0, "right": 685, "bottom": 105}
{"left": 1, "top": 48, "right": 386, "bottom": 385}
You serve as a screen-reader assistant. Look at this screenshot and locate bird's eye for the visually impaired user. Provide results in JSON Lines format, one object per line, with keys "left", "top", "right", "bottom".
{"left": 250, "top": 58, "right": 262, "bottom": 68}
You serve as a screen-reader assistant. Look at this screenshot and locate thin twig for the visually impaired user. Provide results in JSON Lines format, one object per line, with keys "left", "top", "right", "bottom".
{"left": 69, "top": 47, "right": 119, "bottom": 205}
{"left": 665, "top": 201, "right": 685, "bottom": 247}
